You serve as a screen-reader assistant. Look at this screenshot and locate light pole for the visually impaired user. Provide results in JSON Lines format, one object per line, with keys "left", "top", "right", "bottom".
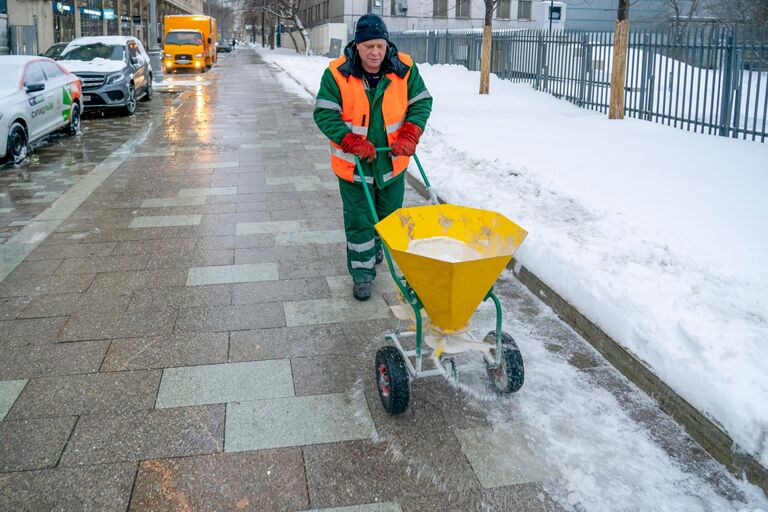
{"left": 148, "top": 0, "right": 163, "bottom": 81}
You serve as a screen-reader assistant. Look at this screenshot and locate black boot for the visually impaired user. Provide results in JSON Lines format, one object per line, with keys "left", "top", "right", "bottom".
{"left": 353, "top": 281, "right": 372, "bottom": 301}
{"left": 375, "top": 244, "right": 384, "bottom": 265}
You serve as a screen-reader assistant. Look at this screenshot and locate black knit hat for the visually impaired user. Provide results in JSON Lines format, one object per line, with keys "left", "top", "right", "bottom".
{"left": 355, "top": 14, "right": 389, "bottom": 43}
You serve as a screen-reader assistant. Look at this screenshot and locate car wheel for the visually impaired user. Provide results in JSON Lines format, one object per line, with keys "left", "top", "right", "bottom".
{"left": 65, "top": 103, "right": 81, "bottom": 135}
{"left": 141, "top": 76, "right": 153, "bottom": 102}
{"left": 5, "top": 122, "right": 28, "bottom": 164}
{"left": 123, "top": 84, "right": 137, "bottom": 116}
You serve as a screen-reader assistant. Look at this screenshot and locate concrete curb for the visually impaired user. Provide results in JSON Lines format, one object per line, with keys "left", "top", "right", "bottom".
{"left": 405, "top": 172, "right": 768, "bottom": 495}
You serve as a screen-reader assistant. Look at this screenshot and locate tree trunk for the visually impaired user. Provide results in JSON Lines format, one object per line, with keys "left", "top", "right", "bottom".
{"left": 609, "top": 0, "right": 630, "bottom": 119}
{"left": 269, "top": 15, "right": 275, "bottom": 50}
{"left": 261, "top": 10, "right": 266, "bottom": 47}
{"left": 287, "top": 28, "right": 301, "bottom": 53}
{"left": 479, "top": 5, "right": 493, "bottom": 95}
{"left": 293, "top": 14, "right": 310, "bottom": 55}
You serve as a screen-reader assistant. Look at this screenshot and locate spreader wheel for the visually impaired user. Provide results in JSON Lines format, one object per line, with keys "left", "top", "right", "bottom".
{"left": 485, "top": 330, "right": 525, "bottom": 393}
{"left": 375, "top": 346, "right": 410, "bottom": 415}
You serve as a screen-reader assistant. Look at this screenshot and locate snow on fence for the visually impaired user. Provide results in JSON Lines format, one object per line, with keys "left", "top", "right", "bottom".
{"left": 390, "top": 27, "right": 768, "bottom": 143}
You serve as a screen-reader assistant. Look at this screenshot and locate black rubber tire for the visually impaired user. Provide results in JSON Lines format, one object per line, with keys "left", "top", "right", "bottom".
{"left": 123, "top": 84, "right": 136, "bottom": 116}
{"left": 5, "top": 122, "right": 27, "bottom": 164}
{"left": 485, "top": 330, "right": 525, "bottom": 393}
{"left": 375, "top": 346, "right": 410, "bottom": 415}
{"left": 141, "top": 76, "right": 152, "bottom": 102}
{"left": 65, "top": 104, "right": 80, "bottom": 135}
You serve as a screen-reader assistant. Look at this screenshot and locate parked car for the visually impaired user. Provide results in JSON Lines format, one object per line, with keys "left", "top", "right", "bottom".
{"left": 42, "top": 42, "right": 69, "bottom": 60}
{"left": 59, "top": 36, "right": 152, "bottom": 116}
{"left": 0, "top": 56, "right": 83, "bottom": 164}
{"left": 217, "top": 40, "right": 232, "bottom": 53}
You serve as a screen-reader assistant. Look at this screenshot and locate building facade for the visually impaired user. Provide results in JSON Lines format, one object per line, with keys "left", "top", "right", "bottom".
{"left": 300, "top": 0, "right": 547, "bottom": 34}
{"left": 560, "top": 0, "right": 682, "bottom": 31}
{"left": 4, "top": 0, "right": 203, "bottom": 55}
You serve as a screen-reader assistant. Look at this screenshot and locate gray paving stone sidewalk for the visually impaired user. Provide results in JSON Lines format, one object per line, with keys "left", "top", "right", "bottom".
{"left": 0, "top": 49, "right": 757, "bottom": 512}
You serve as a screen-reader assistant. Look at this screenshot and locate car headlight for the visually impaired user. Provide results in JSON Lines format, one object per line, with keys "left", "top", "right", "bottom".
{"left": 164, "top": 53, "right": 172, "bottom": 58}
{"left": 105, "top": 71, "right": 125, "bottom": 85}
{"left": 194, "top": 53, "right": 203, "bottom": 59}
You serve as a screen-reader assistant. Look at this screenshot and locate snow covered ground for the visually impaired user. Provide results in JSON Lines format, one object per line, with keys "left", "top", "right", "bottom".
{"left": 254, "top": 47, "right": 768, "bottom": 474}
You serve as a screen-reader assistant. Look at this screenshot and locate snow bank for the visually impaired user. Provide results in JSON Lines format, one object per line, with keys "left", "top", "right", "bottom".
{"left": 256, "top": 48, "right": 768, "bottom": 468}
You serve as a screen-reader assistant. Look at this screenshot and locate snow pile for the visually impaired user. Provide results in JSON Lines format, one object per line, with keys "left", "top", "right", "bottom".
{"left": 408, "top": 236, "right": 482, "bottom": 262}
{"left": 59, "top": 58, "right": 127, "bottom": 73}
{"left": 255, "top": 48, "right": 768, "bottom": 469}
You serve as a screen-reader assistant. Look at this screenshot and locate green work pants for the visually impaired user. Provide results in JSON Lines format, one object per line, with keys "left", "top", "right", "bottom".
{"left": 339, "top": 175, "right": 405, "bottom": 283}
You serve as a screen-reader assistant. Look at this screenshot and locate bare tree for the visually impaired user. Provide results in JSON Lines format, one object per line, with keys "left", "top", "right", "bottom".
{"left": 479, "top": 0, "right": 501, "bottom": 94}
{"left": 243, "top": 0, "right": 310, "bottom": 54}
{"left": 705, "top": 0, "right": 768, "bottom": 28}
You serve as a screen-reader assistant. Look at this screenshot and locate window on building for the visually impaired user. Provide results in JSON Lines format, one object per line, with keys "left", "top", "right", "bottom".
{"left": 433, "top": 0, "right": 447, "bottom": 18}
{"left": 391, "top": 0, "right": 406, "bottom": 16}
{"left": 455, "top": 0, "right": 469, "bottom": 18}
{"left": 496, "top": 0, "right": 510, "bottom": 19}
{"left": 0, "top": 0, "right": 7, "bottom": 15}
{"left": 517, "top": 0, "right": 532, "bottom": 19}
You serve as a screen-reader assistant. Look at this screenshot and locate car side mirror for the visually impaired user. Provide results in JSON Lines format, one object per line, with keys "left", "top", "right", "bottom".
{"left": 25, "top": 82, "right": 45, "bottom": 93}
{"left": 207, "top": 37, "right": 212, "bottom": 44}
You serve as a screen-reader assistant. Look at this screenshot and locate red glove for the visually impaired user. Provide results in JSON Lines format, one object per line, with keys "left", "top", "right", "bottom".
{"left": 391, "top": 122, "right": 423, "bottom": 157}
{"left": 340, "top": 133, "right": 376, "bottom": 163}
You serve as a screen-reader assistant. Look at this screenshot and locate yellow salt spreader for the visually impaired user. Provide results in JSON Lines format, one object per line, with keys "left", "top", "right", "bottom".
{"left": 355, "top": 149, "right": 528, "bottom": 415}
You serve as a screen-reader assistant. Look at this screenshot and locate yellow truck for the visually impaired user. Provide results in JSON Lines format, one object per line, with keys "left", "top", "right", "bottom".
{"left": 162, "top": 15, "right": 218, "bottom": 73}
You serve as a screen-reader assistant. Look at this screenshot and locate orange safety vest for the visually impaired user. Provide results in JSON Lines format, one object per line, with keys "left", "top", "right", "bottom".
{"left": 327, "top": 52, "right": 413, "bottom": 184}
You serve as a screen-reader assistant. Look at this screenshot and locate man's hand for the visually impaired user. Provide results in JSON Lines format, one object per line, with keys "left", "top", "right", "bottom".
{"left": 340, "top": 133, "right": 377, "bottom": 163}
{"left": 391, "top": 122, "right": 423, "bottom": 157}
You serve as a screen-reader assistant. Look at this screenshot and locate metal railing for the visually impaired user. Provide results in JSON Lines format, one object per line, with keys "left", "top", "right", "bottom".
{"left": 390, "top": 26, "right": 768, "bottom": 142}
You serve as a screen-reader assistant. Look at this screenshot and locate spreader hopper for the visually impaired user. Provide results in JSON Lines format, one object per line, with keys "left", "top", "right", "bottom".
{"left": 375, "top": 204, "right": 527, "bottom": 332}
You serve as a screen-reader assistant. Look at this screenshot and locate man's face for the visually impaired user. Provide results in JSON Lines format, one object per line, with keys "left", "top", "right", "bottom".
{"left": 357, "top": 39, "right": 387, "bottom": 73}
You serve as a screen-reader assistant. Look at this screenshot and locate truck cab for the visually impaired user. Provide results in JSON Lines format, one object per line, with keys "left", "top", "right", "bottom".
{"left": 163, "top": 29, "right": 206, "bottom": 72}
{"left": 162, "top": 15, "right": 217, "bottom": 73}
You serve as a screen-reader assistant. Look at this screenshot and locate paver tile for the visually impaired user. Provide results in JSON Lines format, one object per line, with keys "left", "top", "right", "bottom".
{"left": 130, "top": 450, "right": 309, "bottom": 511}
{"left": 0, "top": 379, "right": 27, "bottom": 420}
{"left": 55, "top": 255, "right": 149, "bottom": 275}
{"left": 455, "top": 424, "right": 555, "bottom": 488}
{"left": 0, "top": 317, "right": 68, "bottom": 346}
{"left": 186, "top": 263, "right": 279, "bottom": 286}
{"left": 228, "top": 325, "right": 348, "bottom": 362}
{"left": 129, "top": 215, "right": 202, "bottom": 228}
{"left": 178, "top": 187, "right": 237, "bottom": 196}
{"left": 303, "top": 505, "right": 403, "bottom": 512}
{"left": 225, "top": 393, "right": 375, "bottom": 452}
{"left": 275, "top": 229, "right": 346, "bottom": 246}
{"left": 0, "top": 462, "right": 137, "bottom": 512}
{"left": 102, "top": 332, "right": 229, "bottom": 371}
{"left": 232, "top": 277, "right": 330, "bottom": 305}
{"left": 156, "top": 360, "right": 294, "bottom": 408}
{"left": 6, "top": 370, "right": 160, "bottom": 420}
{"left": 0, "top": 340, "right": 109, "bottom": 380}
{"left": 19, "top": 292, "right": 131, "bottom": 319}
{"left": 60, "top": 405, "right": 225, "bottom": 466}
{"left": 141, "top": 196, "right": 207, "bottom": 207}
{"left": 175, "top": 303, "right": 285, "bottom": 332}
{"left": 0, "top": 416, "right": 77, "bottom": 471}
{"left": 236, "top": 220, "right": 307, "bottom": 235}
{"left": 285, "top": 296, "right": 391, "bottom": 327}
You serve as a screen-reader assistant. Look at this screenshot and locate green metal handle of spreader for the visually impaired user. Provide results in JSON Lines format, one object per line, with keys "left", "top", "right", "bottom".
{"left": 353, "top": 147, "right": 433, "bottom": 301}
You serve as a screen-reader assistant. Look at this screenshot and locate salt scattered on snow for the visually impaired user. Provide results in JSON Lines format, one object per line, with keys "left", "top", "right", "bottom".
{"left": 408, "top": 236, "right": 482, "bottom": 262}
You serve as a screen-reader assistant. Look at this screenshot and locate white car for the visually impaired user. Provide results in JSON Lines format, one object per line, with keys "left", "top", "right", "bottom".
{"left": 0, "top": 56, "right": 83, "bottom": 164}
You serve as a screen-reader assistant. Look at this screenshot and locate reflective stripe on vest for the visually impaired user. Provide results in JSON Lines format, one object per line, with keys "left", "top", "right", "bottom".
{"left": 327, "top": 52, "right": 414, "bottom": 184}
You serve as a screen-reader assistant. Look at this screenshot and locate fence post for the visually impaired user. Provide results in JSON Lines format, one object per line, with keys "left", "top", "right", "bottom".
{"left": 730, "top": 47, "right": 744, "bottom": 138}
{"left": 535, "top": 32, "right": 546, "bottom": 90}
{"left": 719, "top": 34, "right": 736, "bottom": 137}
{"left": 577, "top": 34, "right": 589, "bottom": 106}
{"left": 639, "top": 33, "right": 653, "bottom": 121}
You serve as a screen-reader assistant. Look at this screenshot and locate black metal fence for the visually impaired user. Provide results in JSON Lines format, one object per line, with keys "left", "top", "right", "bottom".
{"left": 390, "top": 27, "right": 768, "bottom": 143}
